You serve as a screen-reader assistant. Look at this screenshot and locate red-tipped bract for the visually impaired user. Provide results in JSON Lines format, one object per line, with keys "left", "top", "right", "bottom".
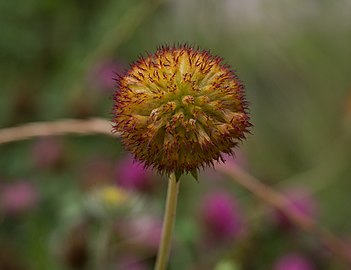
{"left": 113, "top": 45, "right": 251, "bottom": 175}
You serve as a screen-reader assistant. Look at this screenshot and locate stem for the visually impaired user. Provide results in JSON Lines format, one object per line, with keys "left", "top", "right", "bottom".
{"left": 3, "top": 118, "right": 350, "bottom": 265}
{"left": 0, "top": 118, "right": 117, "bottom": 144}
{"left": 155, "top": 172, "right": 180, "bottom": 270}
{"left": 218, "top": 164, "right": 351, "bottom": 267}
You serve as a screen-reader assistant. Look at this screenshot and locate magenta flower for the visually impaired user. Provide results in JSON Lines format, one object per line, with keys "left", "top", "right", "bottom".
{"left": 115, "top": 155, "right": 154, "bottom": 193}
{"left": 0, "top": 181, "right": 38, "bottom": 216}
{"left": 273, "top": 253, "right": 314, "bottom": 270}
{"left": 200, "top": 191, "right": 244, "bottom": 242}
{"left": 272, "top": 187, "right": 318, "bottom": 230}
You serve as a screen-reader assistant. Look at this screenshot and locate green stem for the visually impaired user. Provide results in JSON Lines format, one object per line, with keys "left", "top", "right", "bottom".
{"left": 154, "top": 172, "right": 180, "bottom": 270}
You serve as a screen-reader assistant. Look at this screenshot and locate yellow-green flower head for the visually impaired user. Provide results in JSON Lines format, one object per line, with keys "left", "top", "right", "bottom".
{"left": 113, "top": 45, "right": 251, "bottom": 175}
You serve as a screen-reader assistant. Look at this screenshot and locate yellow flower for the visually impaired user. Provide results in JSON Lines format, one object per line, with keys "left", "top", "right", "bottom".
{"left": 100, "top": 186, "right": 128, "bottom": 207}
{"left": 113, "top": 45, "right": 251, "bottom": 176}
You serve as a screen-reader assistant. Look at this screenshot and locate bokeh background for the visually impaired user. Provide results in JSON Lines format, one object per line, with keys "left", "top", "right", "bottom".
{"left": 1, "top": 0, "right": 351, "bottom": 269}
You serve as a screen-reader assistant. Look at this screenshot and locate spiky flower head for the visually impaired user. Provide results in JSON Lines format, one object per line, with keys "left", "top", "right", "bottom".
{"left": 113, "top": 45, "right": 251, "bottom": 176}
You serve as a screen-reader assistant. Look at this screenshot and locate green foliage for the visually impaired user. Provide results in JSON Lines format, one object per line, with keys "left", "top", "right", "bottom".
{"left": 1, "top": 0, "right": 351, "bottom": 269}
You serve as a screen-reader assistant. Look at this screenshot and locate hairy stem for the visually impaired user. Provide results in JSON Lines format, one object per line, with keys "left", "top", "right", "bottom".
{"left": 155, "top": 172, "right": 180, "bottom": 270}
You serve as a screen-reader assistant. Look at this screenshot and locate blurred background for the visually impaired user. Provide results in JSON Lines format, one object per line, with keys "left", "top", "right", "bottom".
{"left": 1, "top": 0, "right": 351, "bottom": 269}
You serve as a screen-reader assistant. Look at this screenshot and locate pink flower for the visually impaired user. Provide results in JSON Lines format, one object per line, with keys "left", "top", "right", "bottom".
{"left": 115, "top": 155, "right": 154, "bottom": 193}
{"left": 200, "top": 191, "right": 244, "bottom": 242}
{"left": 0, "top": 181, "right": 38, "bottom": 215}
{"left": 273, "top": 253, "right": 314, "bottom": 270}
